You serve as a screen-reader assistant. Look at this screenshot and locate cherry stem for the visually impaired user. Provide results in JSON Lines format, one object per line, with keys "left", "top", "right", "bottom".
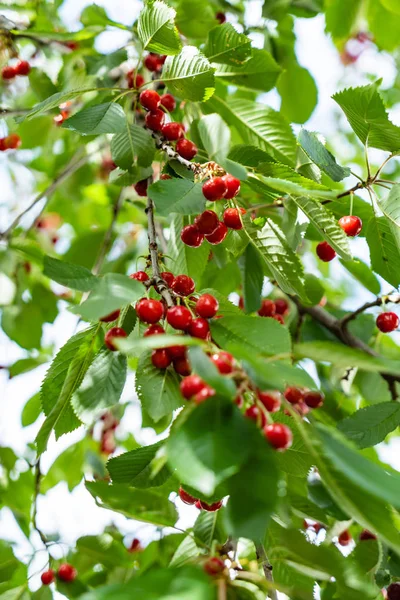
{"left": 349, "top": 192, "right": 353, "bottom": 216}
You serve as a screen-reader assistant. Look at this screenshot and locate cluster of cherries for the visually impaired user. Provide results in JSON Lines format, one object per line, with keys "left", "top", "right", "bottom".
{"left": 316, "top": 215, "right": 362, "bottom": 263}
{"left": 41, "top": 563, "right": 76, "bottom": 585}
{"left": 1, "top": 60, "right": 31, "bottom": 80}
{"left": 255, "top": 297, "right": 289, "bottom": 325}
{"left": 178, "top": 486, "right": 223, "bottom": 512}
{"left": 0, "top": 133, "right": 21, "bottom": 151}
{"left": 304, "top": 521, "right": 376, "bottom": 545}
{"left": 181, "top": 175, "right": 244, "bottom": 248}
{"left": 126, "top": 52, "right": 167, "bottom": 89}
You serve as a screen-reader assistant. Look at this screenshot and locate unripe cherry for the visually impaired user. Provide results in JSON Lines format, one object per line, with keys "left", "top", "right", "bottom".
{"left": 139, "top": 89, "right": 160, "bottom": 111}
{"left": 134, "top": 179, "right": 148, "bottom": 196}
{"left": 222, "top": 174, "right": 240, "bottom": 198}
{"left": 145, "top": 109, "right": 165, "bottom": 131}
{"left": 104, "top": 327, "right": 127, "bottom": 351}
{"left": 223, "top": 207, "right": 245, "bottom": 230}
{"left": 171, "top": 274, "right": 195, "bottom": 296}
{"left": 57, "top": 563, "right": 77, "bottom": 582}
{"left": 99, "top": 309, "right": 120, "bottom": 322}
{"left": 161, "top": 271, "right": 175, "bottom": 287}
{"left": 202, "top": 177, "right": 227, "bottom": 201}
{"left": 161, "top": 122, "right": 183, "bottom": 141}
{"left": 195, "top": 294, "right": 219, "bottom": 318}
{"left": 264, "top": 423, "right": 293, "bottom": 451}
{"left": 173, "top": 356, "right": 191, "bottom": 376}
{"left": 257, "top": 390, "right": 281, "bottom": 413}
{"left": 316, "top": 241, "right": 336, "bottom": 262}
{"left": 188, "top": 317, "right": 210, "bottom": 339}
{"left": 179, "top": 486, "right": 197, "bottom": 504}
{"left": 258, "top": 299, "right": 276, "bottom": 317}
{"left": 180, "top": 374, "right": 206, "bottom": 399}
{"left": 136, "top": 298, "right": 164, "bottom": 324}
{"left": 204, "top": 557, "right": 225, "bottom": 576}
{"left": 303, "top": 390, "right": 324, "bottom": 408}
{"left": 338, "top": 530, "right": 352, "bottom": 546}
{"left": 284, "top": 386, "right": 304, "bottom": 404}
{"left": 151, "top": 348, "right": 171, "bottom": 369}
{"left": 144, "top": 53, "right": 161, "bottom": 72}
{"left": 144, "top": 324, "right": 165, "bottom": 337}
{"left": 160, "top": 93, "right": 176, "bottom": 112}
{"left": 180, "top": 224, "right": 204, "bottom": 247}
{"left": 15, "top": 60, "right": 31, "bottom": 76}
{"left": 167, "top": 305, "right": 193, "bottom": 330}
{"left": 41, "top": 570, "right": 55, "bottom": 585}
{"left": 211, "top": 351, "right": 234, "bottom": 374}
{"left": 245, "top": 405, "right": 267, "bottom": 428}
{"left": 130, "top": 270, "right": 149, "bottom": 283}
{"left": 194, "top": 210, "right": 219, "bottom": 234}
{"left": 376, "top": 312, "right": 399, "bottom": 333}
{"left": 205, "top": 221, "right": 228, "bottom": 245}
{"left": 176, "top": 139, "right": 197, "bottom": 160}
{"left": 338, "top": 215, "right": 362, "bottom": 237}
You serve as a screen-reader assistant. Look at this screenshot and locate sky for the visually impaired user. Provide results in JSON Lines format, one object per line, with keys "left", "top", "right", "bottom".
{"left": 1, "top": 0, "right": 400, "bottom": 597}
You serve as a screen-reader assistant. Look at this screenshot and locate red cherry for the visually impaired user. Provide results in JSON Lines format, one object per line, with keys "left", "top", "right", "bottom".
{"left": 167, "top": 305, "right": 193, "bottom": 330}
{"left": 99, "top": 309, "right": 121, "bottom": 322}
{"left": 145, "top": 109, "right": 165, "bottom": 131}
{"left": 222, "top": 174, "right": 240, "bottom": 198}
{"left": 41, "top": 570, "right": 55, "bottom": 585}
{"left": 179, "top": 486, "right": 197, "bottom": 504}
{"left": 65, "top": 41, "right": 79, "bottom": 50}
{"left": 161, "top": 271, "right": 175, "bottom": 287}
{"left": 303, "top": 390, "right": 324, "bottom": 409}
{"left": 167, "top": 345, "right": 186, "bottom": 359}
{"left": 130, "top": 270, "right": 149, "bottom": 283}
{"left": 188, "top": 317, "right": 210, "bottom": 339}
{"left": 54, "top": 114, "right": 65, "bottom": 126}
{"left": 160, "top": 93, "right": 176, "bottom": 112}
{"left": 202, "top": 177, "right": 227, "bottom": 201}
{"left": 204, "top": 557, "right": 225, "bottom": 576}
{"left": 338, "top": 215, "right": 362, "bottom": 237}
{"left": 2, "top": 65, "right": 16, "bottom": 80}
{"left": 151, "top": 348, "right": 171, "bottom": 369}
{"left": 195, "top": 499, "right": 202, "bottom": 509}
{"left": 338, "top": 530, "right": 352, "bottom": 546}
{"left": 127, "top": 71, "right": 144, "bottom": 89}
{"left": 161, "top": 122, "right": 183, "bottom": 141}
{"left": 100, "top": 429, "right": 116, "bottom": 454}
{"left": 195, "top": 294, "right": 219, "bottom": 318}
{"left": 180, "top": 224, "right": 204, "bottom": 247}
{"left": 194, "top": 385, "right": 215, "bottom": 404}
{"left": 104, "top": 327, "right": 127, "bottom": 351}
{"left": 15, "top": 60, "right": 31, "bottom": 76}
{"left": 171, "top": 274, "right": 195, "bottom": 296}
{"left": 316, "top": 241, "right": 336, "bottom": 262}
{"left": 223, "top": 207, "right": 245, "bottom": 230}
{"left": 387, "top": 583, "right": 400, "bottom": 600}
{"left": 245, "top": 405, "right": 267, "bottom": 428}
{"left": 359, "top": 529, "right": 377, "bottom": 541}
{"left": 273, "top": 314, "right": 285, "bottom": 324}
{"left": 194, "top": 210, "right": 219, "bottom": 235}
{"left": 173, "top": 356, "right": 191, "bottom": 376}
{"left": 136, "top": 298, "right": 164, "bottom": 324}
{"left": 284, "top": 387, "right": 304, "bottom": 405}
{"left": 144, "top": 324, "right": 165, "bottom": 336}
{"left": 4, "top": 134, "right": 21, "bottom": 149}
{"left": 200, "top": 499, "right": 223, "bottom": 511}
{"left": 139, "top": 89, "right": 160, "bottom": 111}
{"left": 376, "top": 312, "right": 399, "bottom": 333}
{"left": 210, "top": 351, "right": 234, "bottom": 374}
{"left": 264, "top": 423, "right": 293, "bottom": 451}
{"left": 205, "top": 221, "right": 228, "bottom": 245}
{"left": 144, "top": 53, "right": 161, "bottom": 72}
{"left": 134, "top": 179, "right": 148, "bottom": 196}
{"left": 274, "top": 298, "right": 289, "bottom": 315}
{"left": 257, "top": 390, "right": 281, "bottom": 413}
{"left": 180, "top": 374, "right": 206, "bottom": 399}
{"left": 176, "top": 139, "right": 197, "bottom": 160}
{"left": 57, "top": 564, "right": 77, "bottom": 582}
{"left": 258, "top": 299, "right": 276, "bottom": 317}
{"left": 216, "top": 11, "right": 226, "bottom": 23}
{"left": 128, "top": 538, "right": 142, "bottom": 552}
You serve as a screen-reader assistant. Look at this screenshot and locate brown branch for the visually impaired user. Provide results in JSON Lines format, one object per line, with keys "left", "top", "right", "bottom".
{"left": 145, "top": 196, "right": 174, "bottom": 307}
{"left": 339, "top": 293, "right": 400, "bottom": 329}
{"left": 336, "top": 181, "right": 364, "bottom": 199}
{"left": 255, "top": 541, "right": 277, "bottom": 600}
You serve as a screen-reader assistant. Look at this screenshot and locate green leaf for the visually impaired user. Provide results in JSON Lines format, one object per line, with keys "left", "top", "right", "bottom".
{"left": 72, "top": 349, "right": 127, "bottom": 423}
{"left": 198, "top": 113, "right": 230, "bottom": 161}
{"left": 379, "top": 183, "right": 400, "bottom": 227}
{"left": 166, "top": 397, "right": 253, "bottom": 495}
{"left": 325, "top": 0, "right": 362, "bottom": 39}
{"left": 292, "top": 196, "right": 352, "bottom": 260}
{"left": 137, "top": 0, "right": 181, "bottom": 54}
{"left": 238, "top": 243, "right": 263, "bottom": 313}
{"left": 111, "top": 123, "right": 155, "bottom": 170}
{"left": 43, "top": 256, "right": 97, "bottom": 291}
{"left": 161, "top": 46, "right": 215, "bottom": 101}
{"left": 298, "top": 129, "right": 351, "bottom": 182}
{"left": 193, "top": 510, "right": 225, "bottom": 548}
{"left": 80, "top": 4, "right": 128, "bottom": 29}
{"left": 214, "top": 49, "right": 281, "bottom": 93}
{"left": 175, "top": 0, "right": 217, "bottom": 39}
{"left": 148, "top": 179, "right": 206, "bottom": 216}
{"left": 41, "top": 441, "right": 85, "bottom": 493}
{"left": 188, "top": 346, "right": 236, "bottom": 398}
{"left": 36, "top": 326, "right": 101, "bottom": 455}
{"left": 203, "top": 23, "right": 252, "bottom": 65}
{"left": 62, "top": 102, "right": 126, "bottom": 135}
{"left": 135, "top": 351, "right": 183, "bottom": 422}
{"left": 257, "top": 161, "right": 332, "bottom": 195}
{"left": 18, "top": 87, "right": 97, "bottom": 121}
{"left": 21, "top": 393, "right": 41, "bottom": 427}
{"left": 333, "top": 82, "right": 400, "bottom": 152}
{"left": 366, "top": 216, "right": 400, "bottom": 288}
{"left": 339, "top": 258, "right": 381, "bottom": 295}
{"left": 107, "top": 441, "right": 171, "bottom": 488}
{"left": 85, "top": 481, "right": 178, "bottom": 527}
{"left": 277, "top": 63, "right": 317, "bottom": 124}
{"left": 117, "top": 333, "right": 202, "bottom": 357}
{"left": 169, "top": 536, "right": 199, "bottom": 567}
{"left": 338, "top": 402, "right": 400, "bottom": 448}
{"left": 71, "top": 274, "right": 144, "bottom": 322}
{"left": 367, "top": 0, "right": 400, "bottom": 51}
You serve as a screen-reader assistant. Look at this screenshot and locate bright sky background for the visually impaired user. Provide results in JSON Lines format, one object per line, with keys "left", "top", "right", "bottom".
{"left": 1, "top": 1, "right": 400, "bottom": 597}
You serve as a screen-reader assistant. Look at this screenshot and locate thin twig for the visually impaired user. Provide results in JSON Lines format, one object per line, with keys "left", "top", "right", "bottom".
{"left": 0, "top": 107, "right": 32, "bottom": 117}
{"left": 217, "top": 578, "right": 227, "bottom": 600}
{"left": 145, "top": 196, "right": 174, "bottom": 307}
{"left": 373, "top": 153, "right": 395, "bottom": 180}
{"left": 340, "top": 293, "right": 400, "bottom": 328}
{"left": 336, "top": 181, "right": 363, "bottom": 199}
{"left": 255, "top": 541, "right": 277, "bottom": 600}
{"left": 32, "top": 460, "right": 50, "bottom": 549}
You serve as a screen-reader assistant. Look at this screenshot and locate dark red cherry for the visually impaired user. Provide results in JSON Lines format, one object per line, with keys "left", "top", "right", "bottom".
{"left": 338, "top": 215, "right": 362, "bottom": 237}
{"left": 188, "top": 317, "right": 210, "bottom": 339}
{"left": 303, "top": 390, "right": 324, "bottom": 408}
{"left": 338, "top": 530, "right": 352, "bottom": 546}
{"left": 264, "top": 423, "right": 293, "bottom": 451}
{"left": 167, "top": 306, "right": 193, "bottom": 330}
{"left": 136, "top": 298, "right": 164, "bottom": 324}
{"left": 257, "top": 390, "right": 281, "bottom": 413}
{"left": 139, "top": 89, "right": 160, "bottom": 111}
{"left": 204, "top": 557, "right": 225, "bottom": 576}
{"left": 194, "top": 210, "right": 219, "bottom": 235}
{"left": 180, "top": 224, "right": 204, "bottom": 247}
{"left": 195, "top": 294, "right": 219, "bottom": 318}
{"left": 161, "top": 271, "right": 175, "bottom": 287}
{"left": 99, "top": 309, "right": 120, "bottom": 322}
{"left": 179, "top": 486, "right": 197, "bottom": 504}
{"left": 57, "top": 564, "right": 77, "bottom": 582}
{"left": 222, "top": 174, "right": 240, "bottom": 198}
{"left": 223, "top": 207, "right": 245, "bottom": 230}
{"left": 134, "top": 179, "right": 148, "bottom": 196}
{"left": 245, "top": 405, "right": 267, "bottom": 428}
{"left": 171, "top": 274, "right": 195, "bottom": 296}
{"left": 144, "top": 324, "right": 165, "bottom": 337}
{"left": 41, "top": 570, "right": 55, "bottom": 585}
{"left": 176, "top": 139, "right": 197, "bottom": 160}
{"left": 160, "top": 93, "right": 176, "bottom": 112}
{"left": 145, "top": 109, "right": 165, "bottom": 131}
{"left": 258, "top": 299, "right": 276, "bottom": 317}
{"left": 104, "top": 327, "right": 127, "bottom": 351}
{"left": 144, "top": 53, "right": 161, "bottom": 72}
{"left": 376, "top": 312, "right": 399, "bottom": 333}
{"left": 130, "top": 270, "right": 149, "bottom": 283}
{"left": 284, "top": 387, "right": 304, "bottom": 405}
{"left": 151, "top": 348, "right": 171, "bottom": 369}
{"left": 316, "top": 241, "right": 336, "bottom": 262}
{"left": 161, "top": 122, "right": 183, "bottom": 141}
{"left": 202, "top": 177, "right": 227, "bottom": 201}
{"left": 205, "top": 222, "right": 228, "bottom": 245}
{"left": 180, "top": 374, "right": 206, "bottom": 399}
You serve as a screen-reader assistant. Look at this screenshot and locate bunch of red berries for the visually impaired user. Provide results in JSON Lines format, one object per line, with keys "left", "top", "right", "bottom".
{"left": 143, "top": 52, "right": 166, "bottom": 72}
{"left": 126, "top": 70, "right": 145, "bottom": 89}
{"left": 0, "top": 133, "right": 21, "bottom": 151}
{"left": 41, "top": 563, "right": 77, "bottom": 586}
{"left": 256, "top": 297, "right": 289, "bottom": 324}
{"left": 316, "top": 215, "right": 362, "bottom": 262}
{"left": 178, "top": 486, "right": 223, "bottom": 512}
{"left": 2, "top": 60, "right": 31, "bottom": 80}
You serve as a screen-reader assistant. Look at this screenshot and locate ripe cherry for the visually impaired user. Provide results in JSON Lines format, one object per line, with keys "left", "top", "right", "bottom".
{"left": 128, "top": 538, "right": 142, "bottom": 552}
{"left": 171, "top": 274, "right": 195, "bottom": 296}
{"left": 194, "top": 210, "right": 219, "bottom": 234}
{"left": 99, "top": 309, "right": 120, "bottom": 322}
{"left": 303, "top": 390, "right": 324, "bottom": 408}
{"left": 200, "top": 499, "right": 223, "bottom": 511}
{"left": 216, "top": 11, "right": 226, "bottom": 23}
{"left": 127, "top": 71, "right": 144, "bottom": 89}
{"left": 258, "top": 299, "right": 276, "bottom": 317}
{"left": 151, "top": 348, "right": 171, "bottom": 369}
{"left": 179, "top": 486, "right": 197, "bottom": 504}
{"left": 195, "top": 499, "right": 202, "bottom": 509}
{"left": 316, "top": 241, "right": 336, "bottom": 262}
{"left": 202, "top": 177, "right": 227, "bottom": 201}
{"left": 194, "top": 385, "right": 215, "bottom": 404}
{"left": 222, "top": 174, "right": 240, "bottom": 198}
{"left": 180, "top": 374, "right": 206, "bottom": 399}
{"left": 104, "top": 327, "right": 127, "bottom": 351}
{"left": 376, "top": 312, "right": 399, "bottom": 333}
{"left": 273, "top": 314, "right": 285, "bottom": 325}
{"left": 4, "top": 134, "right": 21, "bottom": 149}
{"left": 15, "top": 60, "right": 31, "bottom": 76}
{"left": 180, "top": 224, "right": 204, "bottom": 247}
{"left": 275, "top": 298, "right": 289, "bottom": 315}
{"left": 134, "top": 179, "right": 148, "bottom": 196}
{"left": 160, "top": 93, "right": 176, "bottom": 112}
{"left": 264, "top": 423, "right": 293, "bottom": 451}
{"left": 223, "top": 207, "right": 245, "bottom": 230}
{"left": 284, "top": 387, "right": 304, "bottom": 405}
{"left": 144, "top": 324, "right": 165, "bottom": 336}
{"left": 130, "top": 270, "right": 149, "bottom": 283}
{"left": 204, "top": 557, "right": 225, "bottom": 576}
{"left": 257, "top": 390, "right": 281, "bottom": 413}
{"left": 136, "top": 298, "right": 164, "bottom": 324}
{"left": 144, "top": 53, "right": 161, "bottom": 72}
{"left": 145, "top": 109, "right": 165, "bottom": 131}
{"left": 168, "top": 345, "right": 186, "bottom": 359}
{"left": 161, "top": 122, "right": 183, "bottom": 141}
{"left": 176, "top": 139, "right": 197, "bottom": 160}
{"left": 57, "top": 564, "right": 77, "bottom": 582}
{"left": 195, "top": 294, "right": 219, "bottom": 318}
{"left": 173, "top": 356, "right": 191, "bottom": 376}
{"left": 205, "top": 221, "right": 228, "bottom": 245}
{"left": 339, "top": 215, "right": 362, "bottom": 237}
{"left": 2, "top": 65, "right": 16, "bottom": 80}
{"left": 161, "top": 271, "right": 175, "bottom": 287}
{"left": 387, "top": 583, "right": 400, "bottom": 600}
{"left": 167, "top": 305, "right": 193, "bottom": 330}
{"left": 139, "top": 89, "right": 160, "bottom": 111}
{"left": 188, "top": 317, "right": 210, "bottom": 339}
{"left": 41, "top": 569, "right": 55, "bottom": 585}
{"left": 338, "top": 530, "right": 352, "bottom": 546}
{"left": 359, "top": 529, "right": 377, "bottom": 541}
{"left": 211, "top": 351, "right": 234, "bottom": 374}
{"left": 245, "top": 405, "right": 267, "bottom": 428}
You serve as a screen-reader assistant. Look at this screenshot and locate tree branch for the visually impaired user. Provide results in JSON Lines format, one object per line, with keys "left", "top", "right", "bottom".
{"left": 152, "top": 132, "right": 202, "bottom": 174}
{"left": 145, "top": 196, "right": 174, "bottom": 307}
{"left": 339, "top": 293, "right": 400, "bottom": 329}
{"left": 0, "top": 107, "right": 32, "bottom": 117}
{"left": 336, "top": 181, "right": 364, "bottom": 199}
{"left": 32, "top": 460, "right": 50, "bottom": 549}
{"left": 255, "top": 541, "right": 277, "bottom": 600}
